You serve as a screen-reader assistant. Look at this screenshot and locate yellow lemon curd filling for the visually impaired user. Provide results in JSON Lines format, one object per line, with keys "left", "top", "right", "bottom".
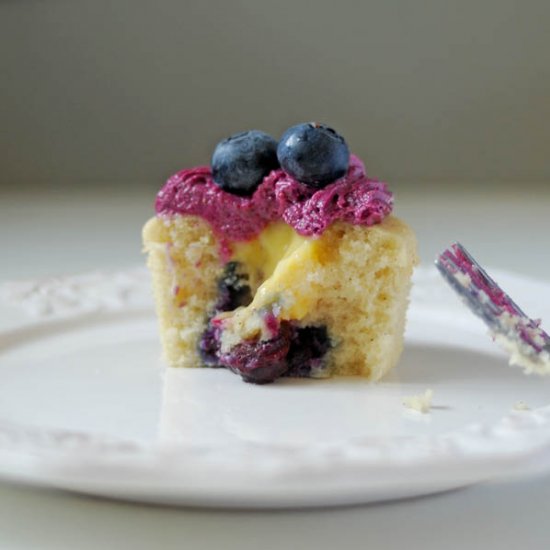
{"left": 216, "top": 222, "right": 328, "bottom": 351}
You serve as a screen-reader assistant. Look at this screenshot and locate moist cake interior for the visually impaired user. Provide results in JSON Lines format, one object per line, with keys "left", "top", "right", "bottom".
{"left": 143, "top": 213, "right": 417, "bottom": 382}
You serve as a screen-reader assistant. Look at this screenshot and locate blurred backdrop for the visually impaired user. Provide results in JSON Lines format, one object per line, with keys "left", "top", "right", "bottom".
{"left": 1, "top": 0, "right": 549, "bottom": 191}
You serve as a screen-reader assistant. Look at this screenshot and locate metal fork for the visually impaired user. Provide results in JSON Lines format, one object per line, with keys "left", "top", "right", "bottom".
{"left": 435, "top": 243, "right": 550, "bottom": 375}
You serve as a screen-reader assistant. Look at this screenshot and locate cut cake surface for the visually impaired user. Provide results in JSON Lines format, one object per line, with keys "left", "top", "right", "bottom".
{"left": 143, "top": 214, "right": 417, "bottom": 381}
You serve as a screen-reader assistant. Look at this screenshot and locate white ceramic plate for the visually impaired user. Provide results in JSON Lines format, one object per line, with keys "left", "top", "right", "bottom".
{"left": 1, "top": 266, "right": 550, "bottom": 508}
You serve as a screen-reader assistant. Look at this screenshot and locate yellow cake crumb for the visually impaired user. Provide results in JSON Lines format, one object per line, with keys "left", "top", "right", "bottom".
{"left": 512, "top": 400, "right": 531, "bottom": 411}
{"left": 403, "top": 389, "right": 434, "bottom": 413}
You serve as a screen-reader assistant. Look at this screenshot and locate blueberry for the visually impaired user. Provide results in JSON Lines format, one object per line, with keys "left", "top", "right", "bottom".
{"left": 198, "top": 262, "right": 252, "bottom": 367}
{"left": 211, "top": 130, "right": 279, "bottom": 196}
{"left": 215, "top": 262, "right": 252, "bottom": 312}
{"left": 200, "top": 316, "right": 332, "bottom": 382}
{"left": 277, "top": 123, "right": 350, "bottom": 188}
{"left": 198, "top": 322, "right": 222, "bottom": 367}
{"left": 218, "top": 323, "right": 293, "bottom": 384}
{"left": 285, "top": 325, "right": 331, "bottom": 377}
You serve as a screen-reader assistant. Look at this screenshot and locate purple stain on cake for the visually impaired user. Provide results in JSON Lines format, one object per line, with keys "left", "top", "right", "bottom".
{"left": 155, "top": 156, "right": 393, "bottom": 250}
{"left": 263, "top": 311, "right": 281, "bottom": 338}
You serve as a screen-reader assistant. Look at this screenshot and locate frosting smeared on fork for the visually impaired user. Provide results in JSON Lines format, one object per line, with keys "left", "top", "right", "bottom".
{"left": 436, "top": 243, "right": 550, "bottom": 375}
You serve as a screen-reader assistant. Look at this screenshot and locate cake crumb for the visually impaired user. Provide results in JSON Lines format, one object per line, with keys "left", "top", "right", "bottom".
{"left": 492, "top": 312, "right": 550, "bottom": 376}
{"left": 454, "top": 272, "right": 472, "bottom": 287}
{"left": 403, "top": 389, "right": 434, "bottom": 414}
{"left": 513, "top": 400, "right": 531, "bottom": 411}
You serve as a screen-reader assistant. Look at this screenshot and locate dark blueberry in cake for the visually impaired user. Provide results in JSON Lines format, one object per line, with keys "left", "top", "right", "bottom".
{"left": 198, "top": 322, "right": 222, "bottom": 367}
{"left": 199, "top": 262, "right": 252, "bottom": 366}
{"left": 286, "top": 325, "right": 332, "bottom": 377}
{"left": 211, "top": 130, "right": 279, "bottom": 196}
{"left": 215, "top": 262, "right": 252, "bottom": 312}
{"left": 277, "top": 123, "right": 350, "bottom": 188}
{"left": 214, "top": 322, "right": 332, "bottom": 383}
{"left": 199, "top": 263, "right": 332, "bottom": 382}
{"left": 218, "top": 323, "right": 293, "bottom": 384}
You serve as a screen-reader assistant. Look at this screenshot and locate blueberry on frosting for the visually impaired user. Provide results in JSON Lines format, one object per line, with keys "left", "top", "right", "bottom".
{"left": 211, "top": 130, "right": 279, "bottom": 196}
{"left": 277, "top": 123, "right": 350, "bottom": 188}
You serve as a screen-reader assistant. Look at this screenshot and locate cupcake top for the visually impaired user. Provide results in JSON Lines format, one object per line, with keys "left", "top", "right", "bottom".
{"left": 155, "top": 123, "right": 393, "bottom": 242}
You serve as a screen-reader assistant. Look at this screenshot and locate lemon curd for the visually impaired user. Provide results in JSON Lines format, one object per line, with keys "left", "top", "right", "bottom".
{"left": 217, "top": 222, "right": 324, "bottom": 350}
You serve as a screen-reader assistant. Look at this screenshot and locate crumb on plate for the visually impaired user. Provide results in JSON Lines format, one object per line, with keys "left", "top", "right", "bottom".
{"left": 403, "top": 389, "right": 433, "bottom": 414}
{"left": 512, "top": 400, "right": 531, "bottom": 411}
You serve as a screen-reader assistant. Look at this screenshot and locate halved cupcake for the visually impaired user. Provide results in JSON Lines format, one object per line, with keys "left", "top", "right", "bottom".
{"left": 143, "top": 123, "right": 417, "bottom": 383}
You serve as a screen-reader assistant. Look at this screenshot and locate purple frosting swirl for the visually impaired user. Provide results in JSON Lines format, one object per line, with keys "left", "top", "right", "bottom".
{"left": 155, "top": 155, "right": 393, "bottom": 243}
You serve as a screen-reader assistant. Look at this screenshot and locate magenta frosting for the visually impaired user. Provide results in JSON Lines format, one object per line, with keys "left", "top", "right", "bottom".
{"left": 155, "top": 155, "right": 393, "bottom": 243}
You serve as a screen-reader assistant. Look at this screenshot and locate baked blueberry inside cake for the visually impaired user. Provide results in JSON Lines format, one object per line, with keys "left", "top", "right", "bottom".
{"left": 143, "top": 123, "right": 418, "bottom": 383}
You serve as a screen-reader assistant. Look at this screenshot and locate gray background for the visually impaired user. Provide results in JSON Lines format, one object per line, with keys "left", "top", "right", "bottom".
{"left": 1, "top": 0, "right": 549, "bottom": 191}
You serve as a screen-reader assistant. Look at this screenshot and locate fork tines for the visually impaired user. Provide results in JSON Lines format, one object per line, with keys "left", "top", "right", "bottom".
{"left": 435, "top": 243, "right": 550, "bottom": 375}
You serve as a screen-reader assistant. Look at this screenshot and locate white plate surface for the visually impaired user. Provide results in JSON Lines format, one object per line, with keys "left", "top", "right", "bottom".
{"left": 1, "top": 266, "right": 550, "bottom": 508}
